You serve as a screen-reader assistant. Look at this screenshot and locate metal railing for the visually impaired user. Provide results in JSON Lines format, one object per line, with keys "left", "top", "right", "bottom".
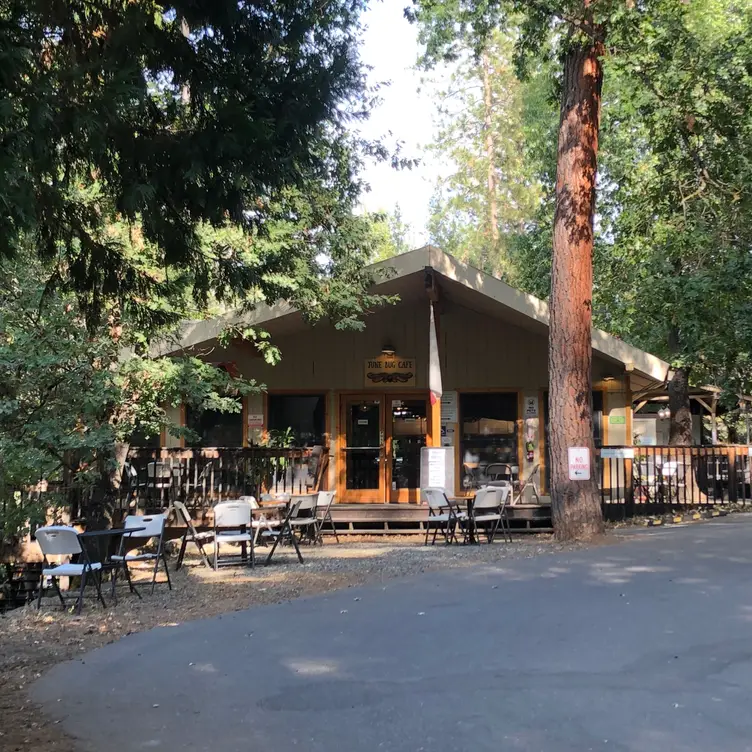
{"left": 597, "top": 445, "right": 752, "bottom": 519}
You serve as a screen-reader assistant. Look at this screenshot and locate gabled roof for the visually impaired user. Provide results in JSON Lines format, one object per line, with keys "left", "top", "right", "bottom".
{"left": 155, "top": 245, "right": 670, "bottom": 383}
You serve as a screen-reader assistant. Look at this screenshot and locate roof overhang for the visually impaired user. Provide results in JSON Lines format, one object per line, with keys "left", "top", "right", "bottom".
{"left": 154, "top": 245, "right": 670, "bottom": 383}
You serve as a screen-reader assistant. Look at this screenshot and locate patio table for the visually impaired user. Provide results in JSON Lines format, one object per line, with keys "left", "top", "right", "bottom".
{"left": 77, "top": 527, "right": 146, "bottom": 597}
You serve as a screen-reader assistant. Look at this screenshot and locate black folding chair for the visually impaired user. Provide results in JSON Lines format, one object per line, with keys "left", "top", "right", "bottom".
{"left": 173, "top": 501, "right": 214, "bottom": 569}
{"left": 265, "top": 497, "right": 314, "bottom": 565}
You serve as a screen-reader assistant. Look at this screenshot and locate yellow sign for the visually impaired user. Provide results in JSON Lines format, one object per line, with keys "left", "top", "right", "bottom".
{"left": 364, "top": 355, "right": 416, "bottom": 387}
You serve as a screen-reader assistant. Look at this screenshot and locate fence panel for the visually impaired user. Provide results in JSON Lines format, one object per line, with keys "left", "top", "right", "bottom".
{"left": 598, "top": 445, "right": 752, "bottom": 518}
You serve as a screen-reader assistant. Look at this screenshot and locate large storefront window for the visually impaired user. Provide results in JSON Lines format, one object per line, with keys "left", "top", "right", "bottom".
{"left": 267, "top": 394, "right": 326, "bottom": 447}
{"left": 460, "top": 392, "right": 518, "bottom": 490}
{"left": 186, "top": 404, "right": 244, "bottom": 447}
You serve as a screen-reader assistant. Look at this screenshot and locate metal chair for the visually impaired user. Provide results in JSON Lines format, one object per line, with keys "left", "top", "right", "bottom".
{"left": 264, "top": 496, "right": 316, "bottom": 565}
{"left": 422, "top": 488, "right": 467, "bottom": 545}
{"left": 514, "top": 464, "right": 542, "bottom": 504}
{"left": 240, "top": 495, "right": 283, "bottom": 546}
{"left": 470, "top": 486, "right": 512, "bottom": 543}
{"left": 173, "top": 501, "right": 214, "bottom": 570}
{"left": 213, "top": 501, "right": 254, "bottom": 570}
{"left": 35, "top": 526, "right": 106, "bottom": 614}
{"left": 315, "top": 491, "right": 339, "bottom": 544}
{"left": 111, "top": 513, "right": 172, "bottom": 598}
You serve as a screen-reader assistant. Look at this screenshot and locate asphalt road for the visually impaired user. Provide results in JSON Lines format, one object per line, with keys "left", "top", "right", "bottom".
{"left": 33, "top": 517, "right": 752, "bottom": 752}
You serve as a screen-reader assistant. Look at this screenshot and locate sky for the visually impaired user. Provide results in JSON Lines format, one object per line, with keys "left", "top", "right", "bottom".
{"left": 356, "top": 0, "right": 444, "bottom": 247}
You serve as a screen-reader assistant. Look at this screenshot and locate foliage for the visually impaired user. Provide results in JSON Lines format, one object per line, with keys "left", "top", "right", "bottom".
{"left": 424, "top": 29, "right": 547, "bottom": 278}
{"left": 594, "top": 0, "right": 752, "bottom": 399}
{"left": 0, "top": 0, "right": 391, "bottom": 330}
{"left": 369, "top": 205, "right": 413, "bottom": 262}
{"left": 0, "top": 256, "right": 255, "bottom": 513}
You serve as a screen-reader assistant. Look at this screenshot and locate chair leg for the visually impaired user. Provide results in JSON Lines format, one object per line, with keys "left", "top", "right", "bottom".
{"left": 176, "top": 535, "right": 188, "bottom": 570}
{"left": 196, "top": 540, "right": 212, "bottom": 569}
{"left": 122, "top": 561, "right": 141, "bottom": 599}
{"left": 162, "top": 552, "right": 173, "bottom": 590}
{"left": 76, "top": 570, "right": 87, "bottom": 614}
{"left": 150, "top": 554, "right": 161, "bottom": 595}
{"left": 328, "top": 514, "right": 340, "bottom": 543}
{"left": 288, "top": 525, "right": 304, "bottom": 564}
{"left": 36, "top": 573, "right": 44, "bottom": 610}
{"left": 93, "top": 569, "right": 107, "bottom": 608}
{"left": 264, "top": 527, "right": 283, "bottom": 565}
{"left": 214, "top": 538, "right": 219, "bottom": 571}
{"left": 424, "top": 520, "right": 431, "bottom": 546}
{"left": 110, "top": 564, "right": 119, "bottom": 601}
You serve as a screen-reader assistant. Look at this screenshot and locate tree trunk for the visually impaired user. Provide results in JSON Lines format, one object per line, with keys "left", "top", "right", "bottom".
{"left": 481, "top": 51, "right": 499, "bottom": 272}
{"left": 668, "top": 367, "right": 692, "bottom": 446}
{"left": 549, "top": 41, "right": 604, "bottom": 541}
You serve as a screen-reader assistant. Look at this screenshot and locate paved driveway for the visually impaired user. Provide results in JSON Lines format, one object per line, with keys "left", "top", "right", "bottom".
{"left": 34, "top": 517, "right": 752, "bottom": 751}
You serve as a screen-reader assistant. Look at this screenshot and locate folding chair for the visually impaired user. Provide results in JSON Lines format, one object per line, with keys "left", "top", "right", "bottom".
{"left": 315, "top": 491, "right": 339, "bottom": 544}
{"left": 239, "top": 495, "right": 283, "bottom": 546}
{"left": 121, "top": 462, "right": 145, "bottom": 509}
{"left": 470, "top": 486, "right": 512, "bottom": 543}
{"left": 514, "top": 464, "right": 542, "bottom": 504}
{"left": 35, "top": 526, "right": 106, "bottom": 614}
{"left": 110, "top": 513, "right": 172, "bottom": 598}
{"left": 213, "top": 501, "right": 254, "bottom": 570}
{"left": 173, "top": 501, "right": 214, "bottom": 569}
{"left": 422, "top": 488, "right": 467, "bottom": 545}
{"left": 264, "top": 496, "right": 316, "bottom": 565}
{"left": 147, "top": 462, "right": 175, "bottom": 504}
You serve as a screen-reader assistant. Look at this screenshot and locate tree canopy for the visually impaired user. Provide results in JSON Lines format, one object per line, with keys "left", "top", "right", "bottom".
{"left": 1, "top": 0, "right": 388, "bottom": 328}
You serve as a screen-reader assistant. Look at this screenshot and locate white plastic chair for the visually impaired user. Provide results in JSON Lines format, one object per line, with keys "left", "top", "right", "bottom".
{"left": 213, "top": 501, "right": 254, "bottom": 570}
{"left": 240, "top": 495, "right": 283, "bottom": 545}
{"left": 147, "top": 461, "right": 175, "bottom": 503}
{"left": 174, "top": 501, "right": 214, "bottom": 569}
{"left": 110, "top": 513, "right": 171, "bottom": 598}
{"left": 422, "top": 488, "right": 467, "bottom": 545}
{"left": 471, "top": 486, "right": 512, "bottom": 543}
{"left": 35, "top": 526, "right": 105, "bottom": 613}
{"left": 315, "top": 491, "right": 339, "bottom": 544}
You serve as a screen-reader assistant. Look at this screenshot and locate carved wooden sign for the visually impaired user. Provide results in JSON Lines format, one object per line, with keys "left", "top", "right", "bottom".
{"left": 364, "top": 355, "right": 416, "bottom": 387}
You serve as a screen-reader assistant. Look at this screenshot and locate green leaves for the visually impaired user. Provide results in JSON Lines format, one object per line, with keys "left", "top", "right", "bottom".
{"left": 1, "top": 0, "right": 380, "bottom": 330}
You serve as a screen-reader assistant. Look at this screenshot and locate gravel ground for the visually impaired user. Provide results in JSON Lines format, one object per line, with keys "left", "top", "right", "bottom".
{"left": 0, "top": 535, "right": 580, "bottom": 751}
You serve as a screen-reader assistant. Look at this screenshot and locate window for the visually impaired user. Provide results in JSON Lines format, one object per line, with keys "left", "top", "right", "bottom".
{"left": 460, "top": 392, "right": 518, "bottom": 490}
{"left": 185, "top": 404, "right": 244, "bottom": 447}
{"left": 267, "top": 394, "right": 326, "bottom": 447}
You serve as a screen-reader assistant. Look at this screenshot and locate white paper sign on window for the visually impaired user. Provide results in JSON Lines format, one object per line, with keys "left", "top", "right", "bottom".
{"left": 440, "top": 391, "right": 458, "bottom": 424}
{"left": 567, "top": 447, "right": 591, "bottom": 480}
{"left": 247, "top": 413, "right": 264, "bottom": 428}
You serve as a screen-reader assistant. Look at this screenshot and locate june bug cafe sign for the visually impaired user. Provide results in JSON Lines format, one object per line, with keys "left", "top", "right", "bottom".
{"left": 364, "top": 355, "right": 416, "bottom": 387}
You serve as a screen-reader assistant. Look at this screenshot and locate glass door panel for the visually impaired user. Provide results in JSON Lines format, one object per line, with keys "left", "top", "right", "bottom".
{"left": 388, "top": 397, "right": 428, "bottom": 503}
{"left": 341, "top": 397, "right": 385, "bottom": 501}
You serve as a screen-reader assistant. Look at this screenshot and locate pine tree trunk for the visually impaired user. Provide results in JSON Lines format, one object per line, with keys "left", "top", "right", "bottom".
{"left": 668, "top": 367, "right": 693, "bottom": 446}
{"left": 481, "top": 51, "right": 499, "bottom": 272}
{"left": 549, "top": 41, "right": 604, "bottom": 541}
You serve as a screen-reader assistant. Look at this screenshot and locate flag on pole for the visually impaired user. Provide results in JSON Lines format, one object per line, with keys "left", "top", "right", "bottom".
{"left": 429, "top": 302, "right": 442, "bottom": 406}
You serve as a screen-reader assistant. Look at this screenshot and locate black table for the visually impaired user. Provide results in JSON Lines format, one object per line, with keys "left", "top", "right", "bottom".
{"left": 78, "top": 527, "right": 146, "bottom": 580}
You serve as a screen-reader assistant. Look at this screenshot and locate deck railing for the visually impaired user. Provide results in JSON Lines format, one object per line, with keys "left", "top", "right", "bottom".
{"left": 597, "top": 445, "right": 752, "bottom": 519}
{"left": 125, "top": 446, "right": 328, "bottom": 512}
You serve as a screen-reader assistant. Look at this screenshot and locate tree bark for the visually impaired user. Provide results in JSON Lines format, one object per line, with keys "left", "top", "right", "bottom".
{"left": 668, "top": 367, "right": 693, "bottom": 446}
{"left": 549, "top": 41, "right": 604, "bottom": 541}
{"left": 481, "top": 51, "right": 499, "bottom": 272}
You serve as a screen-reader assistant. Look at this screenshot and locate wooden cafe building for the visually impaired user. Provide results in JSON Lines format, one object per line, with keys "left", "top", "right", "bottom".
{"left": 145, "top": 246, "right": 671, "bottom": 530}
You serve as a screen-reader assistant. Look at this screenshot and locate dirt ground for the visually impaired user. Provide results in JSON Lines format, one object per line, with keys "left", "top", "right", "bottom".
{"left": 0, "top": 536, "right": 576, "bottom": 751}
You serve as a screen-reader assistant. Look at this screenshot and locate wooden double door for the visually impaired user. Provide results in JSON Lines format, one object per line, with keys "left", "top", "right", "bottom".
{"left": 338, "top": 393, "right": 430, "bottom": 503}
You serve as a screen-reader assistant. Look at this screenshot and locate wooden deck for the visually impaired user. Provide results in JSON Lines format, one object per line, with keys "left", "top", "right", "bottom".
{"left": 328, "top": 502, "right": 552, "bottom": 535}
